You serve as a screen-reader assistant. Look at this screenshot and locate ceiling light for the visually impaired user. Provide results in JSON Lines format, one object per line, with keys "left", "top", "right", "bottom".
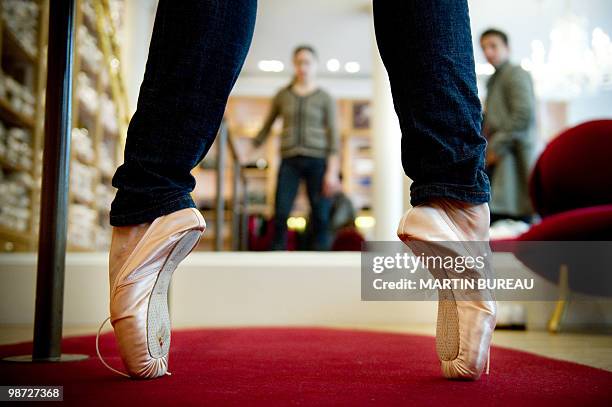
{"left": 326, "top": 58, "right": 340, "bottom": 72}
{"left": 344, "top": 61, "right": 360, "bottom": 73}
{"left": 258, "top": 60, "right": 284, "bottom": 72}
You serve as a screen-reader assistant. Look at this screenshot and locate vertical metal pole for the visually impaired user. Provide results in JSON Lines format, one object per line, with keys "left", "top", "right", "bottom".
{"left": 32, "top": 0, "right": 77, "bottom": 361}
{"left": 240, "top": 178, "right": 248, "bottom": 251}
{"left": 231, "top": 159, "right": 240, "bottom": 251}
{"left": 215, "top": 125, "right": 227, "bottom": 251}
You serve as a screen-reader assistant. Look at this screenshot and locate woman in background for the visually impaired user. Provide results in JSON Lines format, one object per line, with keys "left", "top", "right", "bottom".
{"left": 252, "top": 45, "right": 340, "bottom": 251}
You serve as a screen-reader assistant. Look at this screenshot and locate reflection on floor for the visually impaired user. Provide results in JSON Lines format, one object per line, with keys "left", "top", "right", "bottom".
{"left": 1, "top": 324, "right": 611, "bottom": 372}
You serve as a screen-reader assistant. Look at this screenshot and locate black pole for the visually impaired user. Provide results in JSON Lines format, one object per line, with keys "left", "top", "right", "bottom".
{"left": 215, "top": 124, "right": 227, "bottom": 251}
{"left": 231, "top": 155, "right": 241, "bottom": 251}
{"left": 240, "top": 178, "right": 248, "bottom": 251}
{"left": 32, "top": 0, "right": 77, "bottom": 361}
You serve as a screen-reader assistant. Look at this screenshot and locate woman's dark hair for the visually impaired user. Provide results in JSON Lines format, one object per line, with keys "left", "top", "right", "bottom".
{"left": 293, "top": 45, "right": 317, "bottom": 59}
{"left": 480, "top": 28, "right": 509, "bottom": 46}
{"left": 289, "top": 45, "right": 318, "bottom": 87}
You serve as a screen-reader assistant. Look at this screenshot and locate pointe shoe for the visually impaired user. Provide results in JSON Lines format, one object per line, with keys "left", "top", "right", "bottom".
{"left": 397, "top": 199, "right": 496, "bottom": 380}
{"left": 97, "top": 208, "right": 206, "bottom": 379}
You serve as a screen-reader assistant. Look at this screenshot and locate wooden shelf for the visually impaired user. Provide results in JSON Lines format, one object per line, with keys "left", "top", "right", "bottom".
{"left": 80, "top": 7, "right": 98, "bottom": 35}
{"left": 76, "top": 100, "right": 98, "bottom": 126}
{"left": 202, "top": 211, "right": 234, "bottom": 221}
{"left": 0, "top": 224, "right": 31, "bottom": 243}
{"left": 344, "top": 128, "right": 371, "bottom": 138}
{"left": 200, "top": 234, "right": 232, "bottom": 243}
{"left": 243, "top": 168, "right": 268, "bottom": 178}
{"left": 1, "top": 24, "right": 37, "bottom": 64}
{"left": 0, "top": 0, "right": 48, "bottom": 252}
{"left": 0, "top": 154, "right": 30, "bottom": 172}
{"left": 68, "top": 242, "right": 95, "bottom": 252}
{"left": 247, "top": 203, "right": 270, "bottom": 214}
{"left": 0, "top": 97, "right": 35, "bottom": 128}
{"left": 102, "top": 125, "right": 119, "bottom": 139}
{"left": 78, "top": 55, "right": 101, "bottom": 79}
{"left": 99, "top": 169, "right": 114, "bottom": 179}
{"left": 74, "top": 155, "right": 96, "bottom": 166}
{"left": 0, "top": 0, "right": 127, "bottom": 252}
{"left": 71, "top": 193, "right": 95, "bottom": 206}
{"left": 64, "top": 0, "right": 127, "bottom": 251}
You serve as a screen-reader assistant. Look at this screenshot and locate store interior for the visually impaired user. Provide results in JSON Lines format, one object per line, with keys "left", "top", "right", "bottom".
{"left": 0, "top": 0, "right": 611, "bottom": 403}
{"left": 1, "top": 0, "right": 611, "bottom": 253}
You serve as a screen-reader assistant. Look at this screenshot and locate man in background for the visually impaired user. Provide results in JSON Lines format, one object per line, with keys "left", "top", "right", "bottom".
{"left": 481, "top": 28, "right": 536, "bottom": 223}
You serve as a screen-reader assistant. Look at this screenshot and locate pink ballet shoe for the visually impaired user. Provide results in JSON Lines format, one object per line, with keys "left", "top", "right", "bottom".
{"left": 397, "top": 199, "right": 496, "bottom": 380}
{"left": 97, "top": 208, "right": 205, "bottom": 379}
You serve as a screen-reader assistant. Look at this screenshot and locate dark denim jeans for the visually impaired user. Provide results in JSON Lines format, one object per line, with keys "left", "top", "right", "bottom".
{"left": 110, "top": 0, "right": 257, "bottom": 226}
{"left": 373, "top": 0, "right": 489, "bottom": 206}
{"left": 271, "top": 156, "right": 330, "bottom": 251}
{"left": 110, "top": 0, "right": 489, "bottom": 227}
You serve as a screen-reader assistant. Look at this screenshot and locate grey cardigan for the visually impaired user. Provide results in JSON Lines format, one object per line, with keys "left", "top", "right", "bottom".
{"left": 484, "top": 62, "right": 537, "bottom": 217}
{"left": 253, "top": 86, "right": 339, "bottom": 158}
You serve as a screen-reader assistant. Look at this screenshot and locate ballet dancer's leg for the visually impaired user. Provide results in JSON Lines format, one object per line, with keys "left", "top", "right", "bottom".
{"left": 101, "top": 0, "right": 257, "bottom": 379}
{"left": 373, "top": 0, "right": 496, "bottom": 380}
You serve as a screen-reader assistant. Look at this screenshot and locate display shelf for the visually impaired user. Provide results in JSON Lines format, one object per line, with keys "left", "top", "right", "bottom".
{"left": 0, "top": 0, "right": 127, "bottom": 252}
{"left": 68, "top": 242, "right": 96, "bottom": 252}
{"left": 0, "top": 97, "right": 35, "bottom": 128}
{"left": 0, "top": 0, "right": 47, "bottom": 252}
{"left": 77, "top": 54, "right": 101, "bottom": 79}
{"left": 65, "top": 0, "right": 127, "bottom": 251}
{"left": 339, "top": 99, "right": 373, "bottom": 213}
{"left": 0, "top": 154, "right": 28, "bottom": 172}
{"left": 243, "top": 167, "right": 268, "bottom": 178}
{"left": 1, "top": 24, "right": 36, "bottom": 64}
{"left": 0, "top": 224, "right": 30, "bottom": 241}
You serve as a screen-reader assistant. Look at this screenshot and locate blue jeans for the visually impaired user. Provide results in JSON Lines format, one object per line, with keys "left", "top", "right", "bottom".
{"left": 110, "top": 0, "right": 257, "bottom": 226}
{"left": 271, "top": 156, "right": 331, "bottom": 251}
{"left": 373, "top": 0, "right": 489, "bottom": 206}
{"left": 110, "top": 0, "right": 489, "bottom": 226}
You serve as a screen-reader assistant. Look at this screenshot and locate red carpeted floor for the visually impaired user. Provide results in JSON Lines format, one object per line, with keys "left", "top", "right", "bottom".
{"left": 0, "top": 328, "right": 610, "bottom": 406}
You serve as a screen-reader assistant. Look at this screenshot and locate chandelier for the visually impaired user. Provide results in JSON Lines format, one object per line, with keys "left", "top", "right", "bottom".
{"left": 521, "top": 14, "right": 612, "bottom": 100}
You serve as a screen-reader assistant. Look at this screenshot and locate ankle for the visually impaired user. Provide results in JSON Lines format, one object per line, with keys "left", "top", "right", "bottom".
{"left": 427, "top": 197, "right": 485, "bottom": 209}
{"left": 109, "top": 223, "right": 151, "bottom": 286}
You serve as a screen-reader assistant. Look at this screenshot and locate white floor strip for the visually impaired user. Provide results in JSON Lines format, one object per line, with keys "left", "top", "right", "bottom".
{"left": 1, "top": 252, "right": 610, "bottom": 330}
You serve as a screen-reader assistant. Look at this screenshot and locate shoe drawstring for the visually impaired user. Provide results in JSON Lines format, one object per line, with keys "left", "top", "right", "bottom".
{"left": 96, "top": 316, "right": 172, "bottom": 378}
{"left": 96, "top": 317, "right": 130, "bottom": 378}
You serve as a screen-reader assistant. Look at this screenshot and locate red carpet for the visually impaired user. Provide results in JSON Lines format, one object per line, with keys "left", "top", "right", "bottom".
{"left": 0, "top": 328, "right": 610, "bottom": 406}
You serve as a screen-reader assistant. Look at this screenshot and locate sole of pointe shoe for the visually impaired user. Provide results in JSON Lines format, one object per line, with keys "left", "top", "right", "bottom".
{"left": 436, "top": 299, "right": 460, "bottom": 362}
{"left": 402, "top": 236, "right": 493, "bottom": 381}
{"left": 399, "top": 238, "right": 460, "bottom": 364}
{"left": 146, "top": 229, "right": 202, "bottom": 359}
{"left": 397, "top": 210, "right": 493, "bottom": 381}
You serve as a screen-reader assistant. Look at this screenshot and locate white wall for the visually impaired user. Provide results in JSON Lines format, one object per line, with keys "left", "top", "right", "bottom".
{"left": 567, "top": 92, "right": 612, "bottom": 126}
{"left": 1, "top": 253, "right": 610, "bottom": 331}
{"left": 121, "top": 0, "right": 157, "bottom": 113}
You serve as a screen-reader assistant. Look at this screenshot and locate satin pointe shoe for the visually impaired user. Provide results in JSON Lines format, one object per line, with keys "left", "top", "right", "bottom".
{"left": 397, "top": 199, "right": 496, "bottom": 380}
{"left": 96, "top": 208, "right": 206, "bottom": 379}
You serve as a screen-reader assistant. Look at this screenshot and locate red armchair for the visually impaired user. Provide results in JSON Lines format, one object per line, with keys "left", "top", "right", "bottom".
{"left": 493, "top": 119, "right": 612, "bottom": 331}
